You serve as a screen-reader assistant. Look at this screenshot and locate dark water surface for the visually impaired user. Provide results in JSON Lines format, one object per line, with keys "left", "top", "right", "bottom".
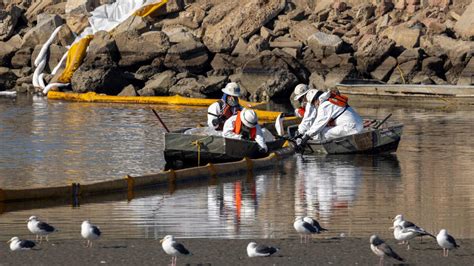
{"left": 0, "top": 95, "right": 473, "bottom": 240}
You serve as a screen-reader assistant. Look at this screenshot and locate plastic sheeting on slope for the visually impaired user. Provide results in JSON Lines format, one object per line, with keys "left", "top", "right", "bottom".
{"left": 34, "top": 0, "right": 168, "bottom": 95}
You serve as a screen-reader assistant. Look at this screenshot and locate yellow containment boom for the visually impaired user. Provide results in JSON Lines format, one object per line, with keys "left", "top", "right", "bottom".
{"left": 0, "top": 147, "right": 294, "bottom": 203}
{"left": 47, "top": 91, "right": 285, "bottom": 120}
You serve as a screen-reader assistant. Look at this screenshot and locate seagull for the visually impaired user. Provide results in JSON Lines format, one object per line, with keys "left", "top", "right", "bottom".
{"left": 393, "top": 225, "right": 417, "bottom": 250}
{"left": 247, "top": 242, "right": 279, "bottom": 257}
{"left": 303, "top": 217, "right": 328, "bottom": 233}
{"left": 370, "top": 235, "right": 404, "bottom": 266}
{"left": 7, "top": 237, "right": 36, "bottom": 251}
{"left": 27, "top": 216, "right": 56, "bottom": 243}
{"left": 161, "top": 235, "right": 191, "bottom": 266}
{"left": 81, "top": 220, "right": 101, "bottom": 248}
{"left": 391, "top": 214, "right": 435, "bottom": 243}
{"left": 436, "top": 229, "right": 459, "bottom": 257}
{"left": 294, "top": 217, "right": 318, "bottom": 243}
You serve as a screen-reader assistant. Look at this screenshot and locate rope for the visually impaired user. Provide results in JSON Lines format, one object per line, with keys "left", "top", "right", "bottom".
{"left": 396, "top": 64, "right": 406, "bottom": 84}
{"left": 191, "top": 136, "right": 212, "bottom": 167}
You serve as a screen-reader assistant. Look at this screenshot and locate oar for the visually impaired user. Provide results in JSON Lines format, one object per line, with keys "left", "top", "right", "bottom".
{"left": 152, "top": 109, "right": 170, "bottom": 133}
{"left": 374, "top": 113, "right": 392, "bottom": 129}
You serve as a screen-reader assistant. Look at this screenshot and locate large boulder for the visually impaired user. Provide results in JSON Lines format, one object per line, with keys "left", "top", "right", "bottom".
{"left": 164, "top": 39, "right": 209, "bottom": 74}
{"left": 202, "top": 0, "right": 286, "bottom": 53}
{"left": 71, "top": 67, "right": 129, "bottom": 95}
{"left": 387, "top": 59, "right": 417, "bottom": 84}
{"left": 65, "top": 0, "right": 101, "bottom": 13}
{"left": 199, "top": 75, "right": 229, "bottom": 97}
{"left": 354, "top": 35, "right": 395, "bottom": 74}
{"left": 25, "top": 0, "right": 57, "bottom": 22}
{"left": 0, "top": 67, "right": 17, "bottom": 90}
{"left": 141, "top": 70, "right": 177, "bottom": 96}
{"left": 71, "top": 30, "right": 128, "bottom": 94}
{"left": 370, "top": 56, "right": 397, "bottom": 82}
{"left": 162, "top": 26, "right": 197, "bottom": 44}
{"left": 0, "top": 41, "right": 16, "bottom": 66}
{"left": 11, "top": 47, "right": 33, "bottom": 68}
{"left": 237, "top": 51, "right": 298, "bottom": 101}
{"left": 289, "top": 21, "right": 318, "bottom": 44}
{"left": 115, "top": 30, "right": 170, "bottom": 67}
{"left": 21, "top": 14, "right": 64, "bottom": 49}
{"left": 309, "top": 63, "right": 354, "bottom": 90}
{"left": 457, "top": 57, "right": 473, "bottom": 85}
{"left": 384, "top": 24, "right": 421, "bottom": 48}
{"left": 210, "top": 53, "right": 239, "bottom": 76}
{"left": 397, "top": 48, "right": 421, "bottom": 64}
{"left": 168, "top": 77, "right": 207, "bottom": 98}
{"left": 420, "top": 35, "right": 474, "bottom": 66}
{"left": 307, "top": 31, "right": 343, "bottom": 59}
{"left": 88, "top": 30, "right": 119, "bottom": 63}
{"left": 421, "top": 56, "right": 444, "bottom": 77}
{"left": 0, "top": 5, "right": 22, "bottom": 41}
{"left": 454, "top": 1, "right": 474, "bottom": 40}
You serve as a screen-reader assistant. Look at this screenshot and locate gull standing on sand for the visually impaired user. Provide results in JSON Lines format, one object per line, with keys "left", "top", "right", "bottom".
{"left": 294, "top": 217, "right": 318, "bottom": 243}
{"left": 392, "top": 225, "right": 418, "bottom": 250}
{"left": 27, "top": 216, "right": 56, "bottom": 243}
{"left": 81, "top": 220, "right": 101, "bottom": 248}
{"left": 7, "top": 236, "right": 36, "bottom": 251}
{"left": 392, "top": 214, "right": 435, "bottom": 243}
{"left": 436, "top": 229, "right": 459, "bottom": 257}
{"left": 161, "top": 235, "right": 191, "bottom": 266}
{"left": 303, "top": 217, "right": 328, "bottom": 233}
{"left": 247, "top": 242, "right": 279, "bottom": 257}
{"left": 370, "top": 235, "right": 404, "bottom": 266}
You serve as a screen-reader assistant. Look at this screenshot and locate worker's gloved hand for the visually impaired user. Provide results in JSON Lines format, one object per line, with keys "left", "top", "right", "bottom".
{"left": 211, "top": 116, "right": 224, "bottom": 127}
{"left": 295, "top": 134, "right": 310, "bottom": 153}
{"left": 258, "top": 146, "right": 268, "bottom": 154}
{"left": 293, "top": 130, "right": 303, "bottom": 140}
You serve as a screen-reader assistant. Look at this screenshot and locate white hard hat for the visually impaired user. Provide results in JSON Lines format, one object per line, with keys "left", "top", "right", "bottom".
{"left": 221, "top": 82, "right": 241, "bottom": 97}
{"left": 306, "top": 89, "right": 324, "bottom": 103}
{"left": 293, "top": 84, "right": 309, "bottom": 101}
{"left": 240, "top": 108, "right": 258, "bottom": 128}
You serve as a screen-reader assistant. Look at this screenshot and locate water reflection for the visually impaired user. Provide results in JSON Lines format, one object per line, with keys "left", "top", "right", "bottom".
{"left": 1, "top": 95, "right": 474, "bottom": 240}
{"left": 294, "top": 154, "right": 401, "bottom": 222}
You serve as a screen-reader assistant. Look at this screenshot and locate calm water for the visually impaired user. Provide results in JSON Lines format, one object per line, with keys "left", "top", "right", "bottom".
{"left": 0, "top": 95, "right": 473, "bottom": 241}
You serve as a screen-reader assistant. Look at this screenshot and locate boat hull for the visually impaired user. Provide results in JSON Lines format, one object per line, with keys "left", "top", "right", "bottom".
{"left": 164, "top": 129, "right": 286, "bottom": 168}
{"left": 304, "top": 123, "right": 403, "bottom": 154}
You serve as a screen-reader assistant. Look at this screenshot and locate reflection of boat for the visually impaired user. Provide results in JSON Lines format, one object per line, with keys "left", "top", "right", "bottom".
{"left": 164, "top": 128, "right": 286, "bottom": 168}
{"left": 303, "top": 121, "right": 403, "bottom": 154}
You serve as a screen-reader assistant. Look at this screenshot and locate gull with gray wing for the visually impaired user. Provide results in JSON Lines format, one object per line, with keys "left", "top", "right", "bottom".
{"left": 370, "top": 235, "right": 405, "bottom": 266}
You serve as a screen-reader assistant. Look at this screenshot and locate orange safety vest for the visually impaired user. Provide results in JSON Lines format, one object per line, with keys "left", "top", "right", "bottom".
{"left": 327, "top": 93, "right": 349, "bottom": 126}
{"left": 233, "top": 111, "right": 257, "bottom": 140}
{"left": 297, "top": 106, "right": 305, "bottom": 117}
{"left": 328, "top": 93, "right": 349, "bottom": 107}
{"left": 216, "top": 100, "right": 241, "bottom": 130}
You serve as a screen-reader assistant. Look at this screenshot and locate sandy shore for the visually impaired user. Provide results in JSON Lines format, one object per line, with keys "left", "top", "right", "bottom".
{"left": 1, "top": 237, "right": 472, "bottom": 265}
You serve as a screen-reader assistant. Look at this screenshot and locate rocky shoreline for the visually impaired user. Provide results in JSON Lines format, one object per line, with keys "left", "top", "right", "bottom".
{"left": 0, "top": 0, "right": 473, "bottom": 101}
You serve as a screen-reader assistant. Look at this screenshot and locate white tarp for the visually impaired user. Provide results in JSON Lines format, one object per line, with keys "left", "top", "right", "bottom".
{"left": 35, "top": 0, "right": 166, "bottom": 95}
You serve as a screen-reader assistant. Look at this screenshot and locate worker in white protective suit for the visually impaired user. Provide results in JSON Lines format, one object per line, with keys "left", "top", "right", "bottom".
{"left": 295, "top": 90, "right": 363, "bottom": 151}
{"left": 207, "top": 82, "right": 242, "bottom": 130}
{"left": 223, "top": 108, "right": 268, "bottom": 154}
{"left": 291, "top": 84, "right": 310, "bottom": 118}
{"left": 294, "top": 89, "right": 323, "bottom": 137}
